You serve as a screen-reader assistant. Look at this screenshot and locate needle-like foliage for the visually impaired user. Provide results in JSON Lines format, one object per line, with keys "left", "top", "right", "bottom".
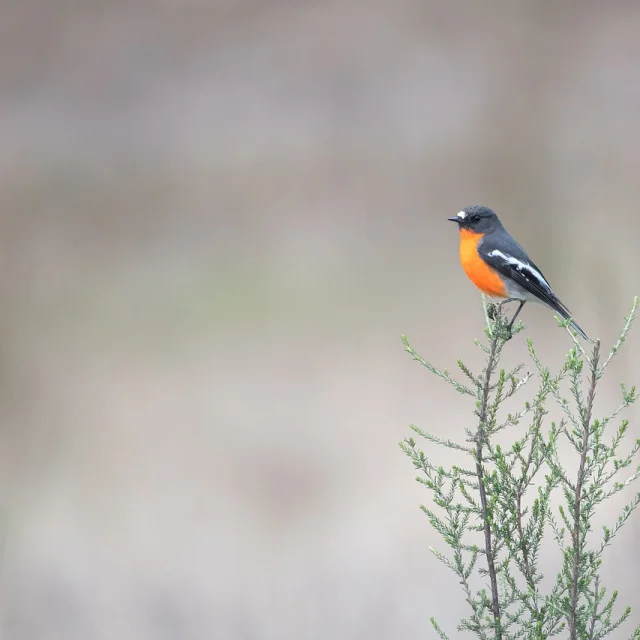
{"left": 400, "top": 297, "right": 640, "bottom": 639}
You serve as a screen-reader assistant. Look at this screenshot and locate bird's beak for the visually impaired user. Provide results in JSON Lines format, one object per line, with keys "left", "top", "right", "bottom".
{"left": 447, "top": 216, "right": 462, "bottom": 224}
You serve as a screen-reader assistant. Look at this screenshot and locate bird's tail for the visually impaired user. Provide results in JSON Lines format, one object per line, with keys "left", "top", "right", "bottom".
{"left": 551, "top": 299, "right": 588, "bottom": 340}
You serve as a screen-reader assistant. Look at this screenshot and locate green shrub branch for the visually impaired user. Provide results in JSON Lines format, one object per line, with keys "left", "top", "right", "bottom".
{"left": 401, "top": 297, "right": 640, "bottom": 640}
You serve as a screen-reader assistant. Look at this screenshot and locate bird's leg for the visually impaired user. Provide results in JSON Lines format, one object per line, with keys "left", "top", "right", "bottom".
{"left": 499, "top": 298, "right": 517, "bottom": 309}
{"left": 506, "top": 300, "right": 526, "bottom": 334}
{"left": 488, "top": 298, "right": 517, "bottom": 320}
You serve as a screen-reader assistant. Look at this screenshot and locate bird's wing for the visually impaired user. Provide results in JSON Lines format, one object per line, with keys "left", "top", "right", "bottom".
{"left": 478, "top": 235, "right": 571, "bottom": 314}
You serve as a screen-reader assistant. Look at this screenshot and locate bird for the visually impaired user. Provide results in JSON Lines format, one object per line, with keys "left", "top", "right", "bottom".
{"left": 447, "top": 205, "right": 588, "bottom": 339}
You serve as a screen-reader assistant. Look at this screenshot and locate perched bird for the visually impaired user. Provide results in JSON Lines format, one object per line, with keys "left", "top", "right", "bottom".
{"left": 448, "top": 205, "right": 588, "bottom": 339}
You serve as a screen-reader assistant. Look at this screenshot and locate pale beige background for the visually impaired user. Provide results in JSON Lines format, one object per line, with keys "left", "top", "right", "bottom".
{"left": 1, "top": 1, "right": 640, "bottom": 638}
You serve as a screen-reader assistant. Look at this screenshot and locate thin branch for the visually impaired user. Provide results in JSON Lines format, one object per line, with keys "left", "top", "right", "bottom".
{"left": 569, "top": 340, "right": 601, "bottom": 640}
{"left": 402, "top": 336, "right": 475, "bottom": 396}
{"left": 598, "top": 297, "right": 638, "bottom": 378}
{"left": 588, "top": 575, "right": 600, "bottom": 640}
{"left": 475, "top": 317, "right": 505, "bottom": 638}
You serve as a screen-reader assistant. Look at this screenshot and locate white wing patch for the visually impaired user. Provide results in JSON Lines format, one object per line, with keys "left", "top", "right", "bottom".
{"left": 487, "top": 249, "right": 549, "bottom": 288}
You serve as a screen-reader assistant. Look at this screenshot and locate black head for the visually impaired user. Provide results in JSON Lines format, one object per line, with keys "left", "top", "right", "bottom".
{"left": 448, "top": 205, "right": 501, "bottom": 234}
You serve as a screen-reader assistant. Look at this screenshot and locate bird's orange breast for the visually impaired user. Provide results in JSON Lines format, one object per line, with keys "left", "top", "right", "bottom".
{"left": 458, "top": 229, "right": 508, "bottom": 298}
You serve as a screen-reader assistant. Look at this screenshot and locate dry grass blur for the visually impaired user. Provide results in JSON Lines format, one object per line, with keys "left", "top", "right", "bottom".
{"left": 2, "top": 1, "right": 640, "bottom": 638}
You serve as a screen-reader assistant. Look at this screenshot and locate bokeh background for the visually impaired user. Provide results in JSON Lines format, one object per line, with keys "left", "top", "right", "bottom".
{"left": 2, "top": 1, "right": 640, "bottom": 638}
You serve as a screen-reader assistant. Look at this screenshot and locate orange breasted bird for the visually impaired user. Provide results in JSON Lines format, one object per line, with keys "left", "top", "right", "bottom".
{"left": 448, "top": 205, "right": 588, "bottom": 339}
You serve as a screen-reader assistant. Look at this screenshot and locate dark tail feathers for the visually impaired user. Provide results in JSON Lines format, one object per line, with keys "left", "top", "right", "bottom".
{"left": 551, "top": 299, "right": 588, "bottom": 340}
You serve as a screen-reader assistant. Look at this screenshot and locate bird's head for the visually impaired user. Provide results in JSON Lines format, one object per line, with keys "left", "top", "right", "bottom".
{"left": 448, "top": 205, "right": 501, "bottom": 234}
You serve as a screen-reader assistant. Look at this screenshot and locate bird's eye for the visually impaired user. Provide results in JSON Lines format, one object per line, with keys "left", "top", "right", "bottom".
{"left": 472, "top": 215, "right": 481, "bottom": 223}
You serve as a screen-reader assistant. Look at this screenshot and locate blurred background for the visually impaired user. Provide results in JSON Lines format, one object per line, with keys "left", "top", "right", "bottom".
{"left": 2, "top": 1, "right": 640, "bottom": 638}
